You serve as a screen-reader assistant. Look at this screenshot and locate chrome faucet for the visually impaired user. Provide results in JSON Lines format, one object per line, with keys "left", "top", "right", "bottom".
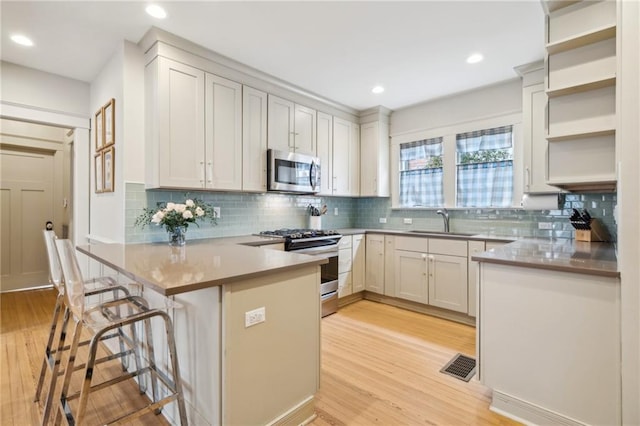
{"left": 436, "top": 208, "right": 450, "bottom": 233}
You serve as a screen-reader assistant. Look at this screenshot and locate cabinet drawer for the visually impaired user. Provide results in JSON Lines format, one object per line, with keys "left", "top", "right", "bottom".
{"left": 338, "top": 235, "right": 352, "bottom": 249}
{"left": 338, "top": 248, "right": 352, "bottom": 272}
{"left": 395, "top": 236, "right": 428, "bottom": 252}
{"left": 428, "top": 238, "right": 467, "bottom": 257}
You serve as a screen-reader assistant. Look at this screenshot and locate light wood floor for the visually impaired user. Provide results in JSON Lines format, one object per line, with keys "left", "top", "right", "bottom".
{"left": 2, "top": 289, "right": 518, "bottom": 425}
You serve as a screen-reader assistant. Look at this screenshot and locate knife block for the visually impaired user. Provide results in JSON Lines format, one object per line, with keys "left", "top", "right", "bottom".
{"left": 575, "top": 219, "right": 609, "bottom": 242}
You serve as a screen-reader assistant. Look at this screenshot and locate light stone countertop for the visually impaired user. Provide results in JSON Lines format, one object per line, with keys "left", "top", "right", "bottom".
{"left": 336, "top": 228, "right": 515, "bottom": 243}
{"left": 471, "top": 238, "right": 619, "bottom": 278}
{"left": 77, "top": 237, "right": 325, "bottom": 296}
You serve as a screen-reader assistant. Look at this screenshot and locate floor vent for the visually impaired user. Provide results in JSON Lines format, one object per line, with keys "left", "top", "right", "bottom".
{"left": 440, "top": 353, "right": 476, "bottom": 382}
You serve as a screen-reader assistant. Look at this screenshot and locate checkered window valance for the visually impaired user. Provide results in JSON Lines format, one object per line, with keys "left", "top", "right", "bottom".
{"left": 399, "top": 137, "right": 443, "bottom": 207}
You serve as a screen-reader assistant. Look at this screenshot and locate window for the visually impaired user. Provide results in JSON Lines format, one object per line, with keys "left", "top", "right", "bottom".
{"left": 456, "top": 126, "right": 513, "bottom": 207}
{"left": 399, "top": 137, "right": 443, "bottom": 207}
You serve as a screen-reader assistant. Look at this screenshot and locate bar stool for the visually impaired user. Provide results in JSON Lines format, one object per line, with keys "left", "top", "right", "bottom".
{"left": 35, "top": 230, "right": 133, "bottom": 406}
{"left": 49, "top": 239, "right": 187, "bottom": 425}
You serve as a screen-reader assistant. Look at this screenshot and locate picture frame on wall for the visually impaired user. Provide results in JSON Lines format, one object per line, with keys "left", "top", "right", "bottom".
{"left": 94, "top": 153, "right": 103, "bottom": 193}
{"left": 94, "top": 107, "right": 104, "bottom": 151}
{"left": 103, "top": 98, "right": 115, "bottom": 147}
{"left": 103, "top": 146, "right": 114, "bottom": 192}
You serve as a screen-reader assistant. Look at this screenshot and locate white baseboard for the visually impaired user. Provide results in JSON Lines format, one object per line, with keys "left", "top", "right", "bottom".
{"left": 491, "top": 391, "right": 586, "bottom": 426}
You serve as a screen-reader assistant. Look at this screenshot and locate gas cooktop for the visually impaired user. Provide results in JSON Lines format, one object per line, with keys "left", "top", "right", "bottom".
{"left": 259, "top": 228, "right": 340, "bottom": 240}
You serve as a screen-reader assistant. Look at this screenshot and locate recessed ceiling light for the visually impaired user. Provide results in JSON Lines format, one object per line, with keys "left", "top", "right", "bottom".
{"left": 466, "top": 53, "right": 484, "bottom": 64}
{"left": 372, "top": 86, "right": 385, "bottom": 94}
{"left": 146, "top": 4, "right": 167, "bottom": 19}
{"left": 11, "top": 34, "right": 34, "bottom": 47}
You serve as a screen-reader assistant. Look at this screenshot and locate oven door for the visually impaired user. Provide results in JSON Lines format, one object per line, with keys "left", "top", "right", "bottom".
{"left": 290, "top": 244, "right": 339, "bottom": 317}
{"left": 267, "top": 149, "right": 320, "bottom": 193}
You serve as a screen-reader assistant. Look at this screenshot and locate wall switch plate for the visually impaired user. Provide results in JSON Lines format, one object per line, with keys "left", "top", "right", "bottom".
{"left": 538, "top": 222, "right": 552, "bottom": 230}
{"left": 379, "top": 218, "right": 387, "bottom": 224}
{"left": 403, "top": 218, "right": 413, "bottom": 224}
{"left": 213, "top": 207, "right": 221, "bottom": 218}
{"left": 245, "top": 307, "right": 265, "bottom": 328}
{"left": 334, "top": 207, "right": 339, "bottom": 216}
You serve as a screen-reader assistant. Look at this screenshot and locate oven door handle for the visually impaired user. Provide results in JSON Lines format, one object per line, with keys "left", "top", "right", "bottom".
{"left": 291, "top": 245, "right": 339, "bottom": 256}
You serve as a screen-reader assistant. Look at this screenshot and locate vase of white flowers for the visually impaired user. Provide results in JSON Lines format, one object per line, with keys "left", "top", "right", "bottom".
{"left": 135, "top": 198, "right": 217, "bottom": 246}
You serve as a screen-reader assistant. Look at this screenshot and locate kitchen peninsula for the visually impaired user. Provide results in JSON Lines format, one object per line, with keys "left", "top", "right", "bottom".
{"left": 78, "top": 237, "right": 326, "bottom": 426}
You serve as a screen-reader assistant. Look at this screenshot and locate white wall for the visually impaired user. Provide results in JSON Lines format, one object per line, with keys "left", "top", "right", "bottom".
{"left": 390, "top": 78, "right": 522, "bottom": 137}
{"left": 0, "top": 61, "right": 89, "bottom": 117}
{"left": 90, "top": 45, "right": 125, "bottom": 243}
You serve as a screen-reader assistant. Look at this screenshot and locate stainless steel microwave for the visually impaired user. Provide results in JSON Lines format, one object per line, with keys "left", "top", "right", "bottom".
{"left": 267, "top": 149, "right": 321, "bottom": 193}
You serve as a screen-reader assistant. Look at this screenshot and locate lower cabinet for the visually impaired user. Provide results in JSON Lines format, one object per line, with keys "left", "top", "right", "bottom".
{"left": 427, "top": 254, "right": 468, "bottom": 313}
{"left": 467, "top": 240, "right": 486, "bottom": 317}
{"left": 352, "top": 234, "right": 365, "bottom": 293}
{"left": 338, "top": 234, "right": 365, "bottom": 299}
{"left": 365, "top": 234, "right": 385, "bottom": 294}
{"left": 394, "top": 250, "right": 428, "bottom": 303}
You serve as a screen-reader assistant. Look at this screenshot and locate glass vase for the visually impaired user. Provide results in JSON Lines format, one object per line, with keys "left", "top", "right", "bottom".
{"left": 168, "top": 226, "right": 187, "bottom": 246}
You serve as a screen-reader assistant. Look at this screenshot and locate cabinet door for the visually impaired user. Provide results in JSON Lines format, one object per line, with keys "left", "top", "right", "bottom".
{"left": 333, "top": 117, "right": 358, "bottom": 196}
{"left": 338, "top": 247, "right": 352, "bottom": 273}
{"left": 154, "top": 57, "right": 206, "bottom": 188}
{"left": 523, "top": 83, "right": 557, "bottom": 193}
{"left": 467, "top": 240, "right": 485, "bottom": 318}
{"left": 316, "top": 112, "right": 333, "bottom": 195}
{"left": 267, "top": 95, "right": 294, "bottom": 152}
{"left": 338, "top": 272, "right": 352, "bottom": 298}
{"left": 384, "top": 235, "right": 395, "bottom": 297}
{"left": 360, "top": 121, "right": 390, "bottom": 197}
{"left": 294, "top": 104, "right": 317, "bottom": 156}
{"left": 428, "top": 254, "right": 468, "bottom": 313}
{"left": 365, "top": 234, "right": 385, "bottom": 294}
{"left": 352, "top": 234, "right": 365, "bottom": 293}
{"left": 395, "top": 250, "right": 428, "bottom": 304}
{"left": 205, "top": 73, "right": 242, "bottom": 190}
{"left": 242, "top": 86, "right": 268, "bottom": 192}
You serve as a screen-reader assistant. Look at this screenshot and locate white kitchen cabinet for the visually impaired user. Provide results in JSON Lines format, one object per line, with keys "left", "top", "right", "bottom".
{"left": 544, "top": 0, "right": 617, "bottom": 191}
{"left": 351, "top": 234, "right": 365, "bottom": 293}
{"left": 146, "top": 56, "right": 243, "bottom": 191}
{"left": 242, "top": 86, "right": 268, "bottom": 192}
{"left": 383, "top": 235, "right": 395, "bottom": 297}
{"left": 338, "top": 236, "right": 353, "bottom": 298}
{"left": 146, "top": 56, "right": 205, "bottom": 189}
{"left": 332, "top": 117, "right": 360, "bottom": 196}
{"left": 428, "top": 253, "right": 468, "bottom": 313}
{"left": 365, "top": 234, "right": 385, "bottom": 294}
{"left": 267, "top": 95, "right": 316, "bottom": 156}
{"left": 395, "top": 250, "right": 428, "bottom": 304}
{"left": 205, "top": 73, "right": 242, "bottom": 190}
{"left": 316, "top": 112, "right": 333, "bottom": 195}
{"left": 467, "top": 240, "right": 485, "bottom": 318}
{"left": 360, "top": 120, "right": 390, "bottom": 197}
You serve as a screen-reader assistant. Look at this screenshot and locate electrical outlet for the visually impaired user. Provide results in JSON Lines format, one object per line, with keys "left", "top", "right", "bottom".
{"left": 213, "top": 207, "right": 221, "bottom": 218}
{"left": 379, "top": 218, "right": 387, "bottom": 224}
{"left": 334, "top": 207, "right": 339, "bottom": 216}
{"left": 403, "top": 218, "right": 413, "bottom": 224}
{"left": 245, "top": 307, "right": 266, "bottom": 328}
{"left": 538, "top": 222, "right": 552, "bottom": 230}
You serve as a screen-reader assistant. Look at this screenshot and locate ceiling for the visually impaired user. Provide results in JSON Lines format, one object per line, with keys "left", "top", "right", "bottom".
{"left": 0, "top": 1, "right": 545, "bottom": 111}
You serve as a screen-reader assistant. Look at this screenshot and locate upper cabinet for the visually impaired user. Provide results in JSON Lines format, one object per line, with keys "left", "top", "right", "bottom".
{"left": 516, "top": 61, "right": 559, "bottom": 194}
{"left": 267, "top": 95, "right": 317, "bottom": 156}
{"left": 316, "top": 112, "right": 333, "bottom": 195}
{"left": 146, "top": 56, "right": 242, "bottom": 190}
{"left": 332, "top": 117, "right": 360, "bottom": 196}
{"left": 360, "top": 119, "right": 390, "bottom": 197}
{"left": 242, "top": 86, "right": 268, "bottom": 192}
{"left": 543, "top": 0, "right": 617, "bottom": 191}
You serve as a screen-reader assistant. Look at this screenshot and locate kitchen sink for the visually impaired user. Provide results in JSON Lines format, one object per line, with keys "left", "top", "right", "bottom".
{"left": 409, "top": 230, "right": 477, "bottom": 237}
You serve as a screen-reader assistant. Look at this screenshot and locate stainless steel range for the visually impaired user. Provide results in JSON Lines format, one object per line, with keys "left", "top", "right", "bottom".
{"left": 259, "top": 229, "right": 341, "bottom": 317}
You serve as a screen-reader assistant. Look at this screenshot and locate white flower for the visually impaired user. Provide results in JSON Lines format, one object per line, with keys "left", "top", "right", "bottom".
{"left": 151, "top": 211, "right": 165, "bottom": 224}
{"left": 182, "top": 210, "right": 193, "bottom": 219}
{"left": 195, "top": 207, "right": 204, "bottom": 217}
{"left": 185, "top": 199, "right": 195, "bottom": 207}
{"left": 166, "top": 202, "right": 176, "bottom": 211}
{"left": 174, "top": 204, "right": 187, "bottom": 213}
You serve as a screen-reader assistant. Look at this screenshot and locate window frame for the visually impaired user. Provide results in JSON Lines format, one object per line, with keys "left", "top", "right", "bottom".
{"left": 390, "top": 113, "right": 523, "bottom": 209}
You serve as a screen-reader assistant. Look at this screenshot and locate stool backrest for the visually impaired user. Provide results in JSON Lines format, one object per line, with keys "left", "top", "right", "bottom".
{"left": 54, "top": 239, "right": 85, "bottom": 319}
{"left": 43, "top": 230, "right": 63, "bottom": 292}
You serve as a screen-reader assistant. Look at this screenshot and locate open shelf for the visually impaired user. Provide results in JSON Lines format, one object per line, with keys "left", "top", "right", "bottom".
{"left": 547, "top": 25, "right": 616, "bottom": 55}
{"left": 546, "top": 76, "right": 616, "bottom": 98}
{"left": 547, "top": 128, "right": 615, "bottom": 142}
{"left": 546, "top": 179, "right": 617, "bottom": 192}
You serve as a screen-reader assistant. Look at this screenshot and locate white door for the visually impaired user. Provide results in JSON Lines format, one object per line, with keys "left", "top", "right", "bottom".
{"left": 316, "top": 112, "right": 333, "bottom": 195}
{"left": 267, "top": 95, "right": 294, "bottom": 152}
{"left": 395, "top": 250, "right": 428, "bottom": 303}
{"left": 293, "top": 104, "right": 316, "bottom": 156}
{"left": 0, "top": 148, "right": 54, "bottom": 291}
{"left": 242, "top": 86, "right": 268, "bottom": 192}
{"left": 332, "top": 117, "right": 352, "bottom": 196}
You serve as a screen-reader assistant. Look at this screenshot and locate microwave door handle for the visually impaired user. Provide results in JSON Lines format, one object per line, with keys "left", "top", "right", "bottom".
{"left": 310, "top": 161, "right": 318, "bottom": 191}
